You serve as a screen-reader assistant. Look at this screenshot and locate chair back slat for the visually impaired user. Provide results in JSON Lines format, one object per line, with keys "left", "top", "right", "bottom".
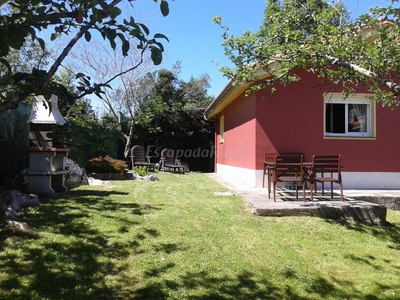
{"left": 161, "top": 149, "right": 176, "bottom": 165}
{"left": 313, "top": 155, "right": 341, "bottom": 174}
{"left": 310, "top": 154, "right": 344, "bottom": 201}
{"left": 270, "top": 154, "right": 305, "bottom": 201}
{"left": 275, "top": 155, "right": 304, "bottom": 177}
{"left": 131, "top": 145, "right": 146, "bottom": 163}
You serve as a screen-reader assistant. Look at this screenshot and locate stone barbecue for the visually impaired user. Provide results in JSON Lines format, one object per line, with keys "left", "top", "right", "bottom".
{"left": 27, "top": 95, "right": 69, "bottom": 195}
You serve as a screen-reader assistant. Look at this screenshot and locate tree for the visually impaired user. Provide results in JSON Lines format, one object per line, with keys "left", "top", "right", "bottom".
{"left": 63, "top": 32, "right": 158, "bottom": 160}
{"left": 0, "top": 38, "right": 50, "bottom": 75}
{"left": 133, "top": 68, "right": 214, "bottom": 171}
{"left": 0, "top": 0, "right": 170, "bottom": 114}
{"left": 215, "top": 0, "right": 400, "bottom": 108}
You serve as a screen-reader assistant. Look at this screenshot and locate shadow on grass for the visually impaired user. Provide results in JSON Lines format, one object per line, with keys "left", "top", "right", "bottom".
{"left": 324, "top": 218, "right": 400, "bottom": 252}
{"left": 1, "top": 187, "right": 400, "bottom": 299}
{"left": 130, "top": 268, "right": 397, "bottom": 300}
{"left": 0, "top": 187, "right": 165, "bottom": 299}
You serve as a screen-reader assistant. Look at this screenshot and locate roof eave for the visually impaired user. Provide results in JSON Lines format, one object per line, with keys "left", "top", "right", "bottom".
{"left": 203, "top": 69, "right": 274, "bottom": 120}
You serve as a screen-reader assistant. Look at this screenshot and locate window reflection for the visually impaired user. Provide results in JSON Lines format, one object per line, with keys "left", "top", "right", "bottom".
{"left": 348, "top": 104, "right": 367, "bottom": 132}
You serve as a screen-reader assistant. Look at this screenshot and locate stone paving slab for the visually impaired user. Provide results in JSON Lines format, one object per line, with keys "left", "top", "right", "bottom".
{"left": 205, "top": 173, "right": 400, "bottom": 225}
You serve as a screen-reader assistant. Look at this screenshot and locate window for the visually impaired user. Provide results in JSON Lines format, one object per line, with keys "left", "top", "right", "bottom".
{"left": 219, "top": 115, "right": 224, "bottom": 143}
{"left": 324, "top": 94, "right": 375, "bottom": 138}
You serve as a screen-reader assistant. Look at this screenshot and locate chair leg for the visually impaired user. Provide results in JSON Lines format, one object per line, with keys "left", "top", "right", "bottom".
{"left": 302, "top": 182, "right": 306, "bottom": 202}
{"left": 268, "top": 181, "right": 272, "bottom": 200}
{"left": 339, "top": 182, "right": 344, "bottom": 201}
{"left": 310, "top": 182, "right": 314, "bottom": 201}
{"left": 268, "top": 169, "right": 272, "bottom": 196}
{"left": 273, "top": 183, "right": 276, "bottom": 202}
{"left": 262, "top": 168, "right": 265, "bottom": 188}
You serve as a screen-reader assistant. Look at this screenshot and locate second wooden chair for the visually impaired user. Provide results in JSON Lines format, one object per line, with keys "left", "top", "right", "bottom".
{"left": 269, "top": 155, "right": 306, "bottom": 202}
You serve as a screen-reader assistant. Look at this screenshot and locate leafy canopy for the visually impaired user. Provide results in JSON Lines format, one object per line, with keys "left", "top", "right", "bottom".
{"left": 215, "top": 0, "right": 400, "bottom": 108}
{"left": 0, "top": 0, "right": 170, "bottom": 114}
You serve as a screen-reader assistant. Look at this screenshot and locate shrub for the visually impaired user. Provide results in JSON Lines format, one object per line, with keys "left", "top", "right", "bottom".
{"left": 86, "top": 156, "right": 127, "bottom": 173}
{"left": 134, "top": 166, "right": 148, "bottom": 177}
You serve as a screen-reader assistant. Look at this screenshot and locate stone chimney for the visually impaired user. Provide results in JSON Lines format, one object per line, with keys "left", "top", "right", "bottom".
{"left": 28, "top": 94, "right": 67, "bottom": 148}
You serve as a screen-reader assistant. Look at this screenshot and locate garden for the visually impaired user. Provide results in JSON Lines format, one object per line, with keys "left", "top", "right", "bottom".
{"left": 1, "top": 172, "right": 400, "bottom": 299}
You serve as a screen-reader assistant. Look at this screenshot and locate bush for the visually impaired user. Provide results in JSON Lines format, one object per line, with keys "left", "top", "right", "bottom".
{"left": 86, "top": 156, "right": 127, "bottom": 173}
{"left": 134, "top": 166, "right": 148, "bottom": 177}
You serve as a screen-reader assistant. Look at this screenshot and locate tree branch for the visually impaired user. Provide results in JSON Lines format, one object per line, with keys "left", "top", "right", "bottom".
{"left": 42, "top": 0, "right": 122, "bottom": 88}
{"left": 326, "top": 54, "right": 400, "bottom": 95}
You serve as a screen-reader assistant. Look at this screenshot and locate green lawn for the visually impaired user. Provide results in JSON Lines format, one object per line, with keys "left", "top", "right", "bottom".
{"left": 1, "top": 172, "right": 400, "bottom": 299}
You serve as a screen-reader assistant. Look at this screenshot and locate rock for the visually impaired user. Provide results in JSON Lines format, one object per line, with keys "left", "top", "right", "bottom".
{"left": 88, "top": 177, "right": 112, "bottom": 186}
{"left": 88, "top": 172, "right": 127, "bottom": 180}
{"left": 7, "top": 220, "right": 30, "bottom": 232}
{"left": 0, "top": 190, "right": 40, "bottom": 227}
{"left": 125, "top": 171, "right": 139, "bottom": 180}
{"left": 145, "top": 175, "right": 160, "bottom": 181}
{"left": 126, "top": 171, "right": 159, "bottom": 181}
{"left": 65, "top": 158, "right": 89, "bottom": 185}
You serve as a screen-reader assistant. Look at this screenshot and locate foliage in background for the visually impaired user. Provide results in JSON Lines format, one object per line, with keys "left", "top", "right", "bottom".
{"left": 132, "top": 67, "right": 214, "bottom": 171}
{"left": 0, "top": 0, "right": 170, "bottom": 115}
{"left": 85, "top": 155, "right": 127, "bottom": 173}
{"left": 65, "top": 34, "right": 159, "bottom": 161}
{"left": 215, "top": 0, "right": 400, "bottom": 108}
{"left": 0, "top": 103, "right": 31, "bottom": 186}
{"left": 48, "top": 122, "right": 124, "bottom": 165}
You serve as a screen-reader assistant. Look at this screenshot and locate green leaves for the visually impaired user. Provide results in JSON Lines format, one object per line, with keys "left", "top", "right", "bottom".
{"left": 160, "top": 0, "right": 170, "bottom": 17}
{"left": 0, "top": 0, "right": 171, "bottom": 115}
{"left": 84, "top": 31, "right": 92, "bottom": 42}
{"left": 218, "top": 0, "right": 400, "bottom": 108}
{"left": 150, "top": 47, "right": 163, "bottom": 65}
{"left": 109, "top": 6, "right": 122, "bottom": 19}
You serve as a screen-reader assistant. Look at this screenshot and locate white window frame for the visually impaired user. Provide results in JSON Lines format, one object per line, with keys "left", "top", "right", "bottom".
{"left": 324, "top": 93, "right": 374, "bottom": 138}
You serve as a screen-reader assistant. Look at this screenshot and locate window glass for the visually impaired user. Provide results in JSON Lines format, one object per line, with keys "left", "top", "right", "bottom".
{"left": 348, "top": 104, "right": 367, "bottom": 133}
{"left": 326, "top": 103, "right": 345, "bottom": 134}
{"left": 324, "top": 94, "right": 373, "bottom": 137}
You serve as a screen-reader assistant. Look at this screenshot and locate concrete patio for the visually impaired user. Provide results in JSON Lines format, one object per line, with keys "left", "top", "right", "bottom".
{"left": 206, "top": 173, "right": 400, "bottom": 225}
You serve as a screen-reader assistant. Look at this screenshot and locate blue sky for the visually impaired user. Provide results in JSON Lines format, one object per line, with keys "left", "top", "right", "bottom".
{"left": 131, "top": 0, "right": 396, "bottom": 98}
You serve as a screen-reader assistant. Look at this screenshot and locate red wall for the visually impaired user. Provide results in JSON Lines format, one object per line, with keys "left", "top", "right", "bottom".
{"left": 216, "top": 93, "right": 257, "bottom": 169}
{"left": 254, "top": 69, "right": 400, "bottom": 172}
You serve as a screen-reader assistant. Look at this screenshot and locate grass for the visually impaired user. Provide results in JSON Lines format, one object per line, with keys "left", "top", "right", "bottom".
{"left": 1, "top": 172, "right": 400, "bottom": 299}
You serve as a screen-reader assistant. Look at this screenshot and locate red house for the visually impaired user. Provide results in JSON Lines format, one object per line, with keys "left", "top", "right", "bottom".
{"left": 204, "top": 68, "right": 400, "bottom": 189}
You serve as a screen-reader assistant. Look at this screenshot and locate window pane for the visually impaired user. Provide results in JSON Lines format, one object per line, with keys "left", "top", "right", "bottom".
{"left": 348, "top": 104, "right": 367, "bottom": 132}
{"left": 326, "top": 103, "right": 345, "bottom": 133}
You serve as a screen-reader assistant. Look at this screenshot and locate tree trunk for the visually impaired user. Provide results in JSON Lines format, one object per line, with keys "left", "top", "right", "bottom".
{"left": 123, "top": 119, "right": 135, "bottom": 167}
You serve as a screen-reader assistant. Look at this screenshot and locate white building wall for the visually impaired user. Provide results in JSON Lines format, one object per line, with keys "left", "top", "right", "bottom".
{"left": 216, "top": 163, "right": 400, "bottom": 190}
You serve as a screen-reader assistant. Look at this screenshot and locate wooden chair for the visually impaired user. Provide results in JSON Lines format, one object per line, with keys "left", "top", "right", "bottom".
{"left": 130, "top": 145, "right": 155, "bottom": 171}
{"left": 269, "top": 155, "right": 306, "bottom": 202}
{"left": 160, "top": 149, "right": 185, "bottom": 174}
{"left": 309, "top": 155, "right": 343, "bottom": 201}
{"left": 262, "top": 153, "right": 277, "bottom": 196}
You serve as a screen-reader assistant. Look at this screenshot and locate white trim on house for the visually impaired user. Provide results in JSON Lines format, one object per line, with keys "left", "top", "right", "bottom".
{"left": 216, "top": 163, "right": 400, "bottom": 190}
{"left": 216, "top": 164, "right": 258, "bottom": 187}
